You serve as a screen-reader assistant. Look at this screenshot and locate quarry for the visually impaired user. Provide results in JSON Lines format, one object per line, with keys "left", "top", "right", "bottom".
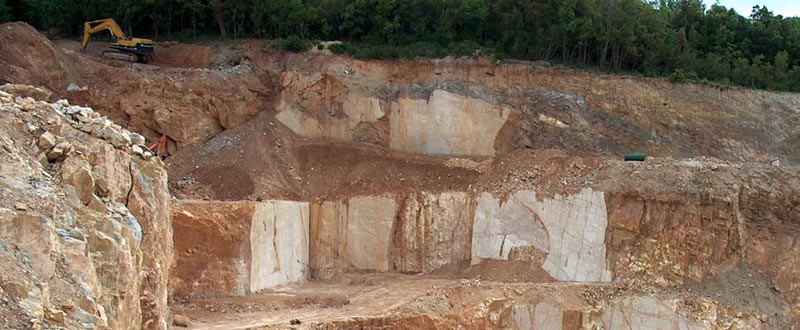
{"left": 0, "top": 21, "right": 799, "bottom": 329}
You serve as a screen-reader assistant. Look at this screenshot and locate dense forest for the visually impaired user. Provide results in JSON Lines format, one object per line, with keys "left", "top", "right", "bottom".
{"left": 2, "top": 0, "right": 800, "bottom": 92}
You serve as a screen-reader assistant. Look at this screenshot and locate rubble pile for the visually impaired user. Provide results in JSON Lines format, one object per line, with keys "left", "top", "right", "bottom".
{"left": 0, "top": 84, "right": 153, "bottom": 160}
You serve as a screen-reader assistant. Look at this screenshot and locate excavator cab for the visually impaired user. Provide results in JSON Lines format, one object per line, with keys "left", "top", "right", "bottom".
{"left": 82, "top": 18, "right": 155, "bottom": 63}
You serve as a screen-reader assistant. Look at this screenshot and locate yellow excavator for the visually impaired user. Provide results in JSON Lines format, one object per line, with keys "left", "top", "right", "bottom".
{"left": 82, "top": 18, "right": 155, "bottom": 63}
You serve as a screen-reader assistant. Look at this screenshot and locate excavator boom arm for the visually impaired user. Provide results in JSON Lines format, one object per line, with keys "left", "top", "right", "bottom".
{"left": 82, "top": 18, "right": 129, "bottom": 49}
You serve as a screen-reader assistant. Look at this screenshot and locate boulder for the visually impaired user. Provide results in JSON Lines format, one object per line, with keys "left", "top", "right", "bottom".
{"left": 173, "top": 314, "right": 190, "bottom": 327}
{"left": 46, "top": 141, "right": 72, "bottom": 161}
{"left": 37, "top": 132, "right": 56, "bottom": 150}
{"left": 61, "top": 156, "right": 95, "bottom": 206}
{"left": 129, "top": 133, "right": 146, "bottom": 146}
{"left": 102, "top": 126, "right": 127, "bottom": 148}
{"left": 66, "top": 83, "right": 80, "bottom": 92}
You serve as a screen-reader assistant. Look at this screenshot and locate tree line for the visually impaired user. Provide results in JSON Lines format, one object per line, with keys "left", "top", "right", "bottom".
{"left": 2, "top": 0, "right": 800, "bottom": 92}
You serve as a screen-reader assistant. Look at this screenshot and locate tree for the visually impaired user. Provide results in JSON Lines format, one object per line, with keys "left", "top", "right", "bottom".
{"left": 4, "top": 0, "right": 800, "bottom": 92}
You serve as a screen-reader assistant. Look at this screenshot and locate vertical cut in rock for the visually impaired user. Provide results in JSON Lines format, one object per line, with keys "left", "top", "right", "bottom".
{"left": 390, "top": 90, "right": 511, "bottom": 156}
{"left": 471, "top": 189, "right": 611, "bottom": 282}
{"left": 249, "top": 201, "right": 310, "bottom": 292}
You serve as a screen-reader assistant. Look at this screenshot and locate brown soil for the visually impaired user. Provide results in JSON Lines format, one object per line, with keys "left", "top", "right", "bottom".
{"left": 166, "top": 111, "right": 482, "bottom": 201}
{"left": 431, "top": 259, "right": 555, "bottom": 283}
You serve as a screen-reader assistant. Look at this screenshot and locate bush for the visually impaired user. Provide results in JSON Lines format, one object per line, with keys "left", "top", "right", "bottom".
{"left": 446, "top": 41, "right": 482, "bottom": 57}
{"left": 317, "top": 43, "right": 324, "bottom": 50}
{"left": 282, "top": 35, "right": 310, "bottom": 53}
{"left": 329, "top": 42, "right": 356, "bottom": 55}
{"left": 668, "top": 69, "right": 698, "bottom": 82}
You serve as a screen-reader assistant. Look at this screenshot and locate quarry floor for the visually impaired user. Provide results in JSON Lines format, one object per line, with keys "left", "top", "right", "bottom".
{"left": 173, "top": 274, "right": 598, "bottom": 330}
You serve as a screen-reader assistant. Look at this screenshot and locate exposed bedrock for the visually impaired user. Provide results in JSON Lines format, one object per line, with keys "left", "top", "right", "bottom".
{"left": 471, "top": 189, "right": 611, "bottom": 282}
{"left": 271, "top": 60, "right": 800, "bottom": 162}
{"left": 171, "top": 182, "right": 800, "bottom": 317}
{"left": 0, "top": 87, "right": 172, "bottom": 329}
{"left": 170, "top": 200, "right": 309, "bottom": 300}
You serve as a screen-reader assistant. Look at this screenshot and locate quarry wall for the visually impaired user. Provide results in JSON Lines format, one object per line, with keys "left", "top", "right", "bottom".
{"left": 171, "top": 181, "right": 800, "bottom": 317}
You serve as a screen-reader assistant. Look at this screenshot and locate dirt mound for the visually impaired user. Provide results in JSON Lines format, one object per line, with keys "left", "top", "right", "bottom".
{"left": 431, "top": 259, "right": 555, "bottom": 282}
{"left": 0, "top": 22, "right": 78, "bottom": 91}
{"left": 167, "top": 111, "right": 482, "bottom": 201}
{"left": 155, "top": 43, "right": 213, "bottom": 69}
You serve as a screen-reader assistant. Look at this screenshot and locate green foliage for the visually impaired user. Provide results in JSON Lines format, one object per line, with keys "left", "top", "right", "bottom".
{"left": 3, "top": 0, "right": 800, "bottom": 92}
{"left": 329, "top": 42, "right": 355, "bottom": 55}
{"left": 669, "top": 69, "right": 697, "bottom": 82}
{"left": 282, "top": 35, "right": 310, "bottom": 52}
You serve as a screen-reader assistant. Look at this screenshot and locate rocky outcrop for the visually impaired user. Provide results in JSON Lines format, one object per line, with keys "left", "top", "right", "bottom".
{"left": 0, "top": 85, "right": 172, "bottom": 329}
{"left": 171, "top": 200, "right": 309, "bottom": 299}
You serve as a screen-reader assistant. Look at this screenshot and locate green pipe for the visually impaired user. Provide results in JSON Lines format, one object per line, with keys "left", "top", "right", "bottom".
{"left": 624, "top": 153, "right": 646, "bottom": 161}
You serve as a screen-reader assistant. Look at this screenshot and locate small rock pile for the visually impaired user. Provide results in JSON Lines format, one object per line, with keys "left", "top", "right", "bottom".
{"left": 0, "top": 83, "right": 154, "bottom": 161}
{"left": 52, "top": 100, "right": 153, "bottom": 159}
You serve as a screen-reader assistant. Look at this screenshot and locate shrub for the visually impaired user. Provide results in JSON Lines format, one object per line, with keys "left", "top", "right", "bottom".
{"left": 329, "top": 42, "right": 355, "bottom": 55}
{"left": 282, "top": 35, "right": 310, "bottom": 53}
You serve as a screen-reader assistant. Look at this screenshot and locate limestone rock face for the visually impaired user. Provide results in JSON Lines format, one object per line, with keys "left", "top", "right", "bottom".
{"left": 392, "top": 192, "right": 473, "bottom": 273}
{"left": 512, "top": 302, "right": 582, "bottom": 330}
{"left": 389, "top": 90, "right": 511, "bottom": 156}
{"left": 472, "top": 192, "right": 550, "bottom": 262}
{"left": 86, "top": 139, "right": 133, "bottom": 203}
{"left": 276, "top": 72, "right": 386, "bottom": 143}
{"left": 127, "top": 159, "right": 172, "bottom": 330}
{"left": 310, "top": 195, "right": 397, "bottom": 275}
{"left": 346, "top": 196, "right": 396, "bottom": 271}
{"left": 249, "top": 202, "right": 310, "bottom": 293}
{"left": 275, "top": 71, "right": 511, "bottom": 156}
{"left": 471, "top": 189, "right": 611, "bottom": 282}
{"left": 171, "top": 200, "right": 310, "bottom": 299}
